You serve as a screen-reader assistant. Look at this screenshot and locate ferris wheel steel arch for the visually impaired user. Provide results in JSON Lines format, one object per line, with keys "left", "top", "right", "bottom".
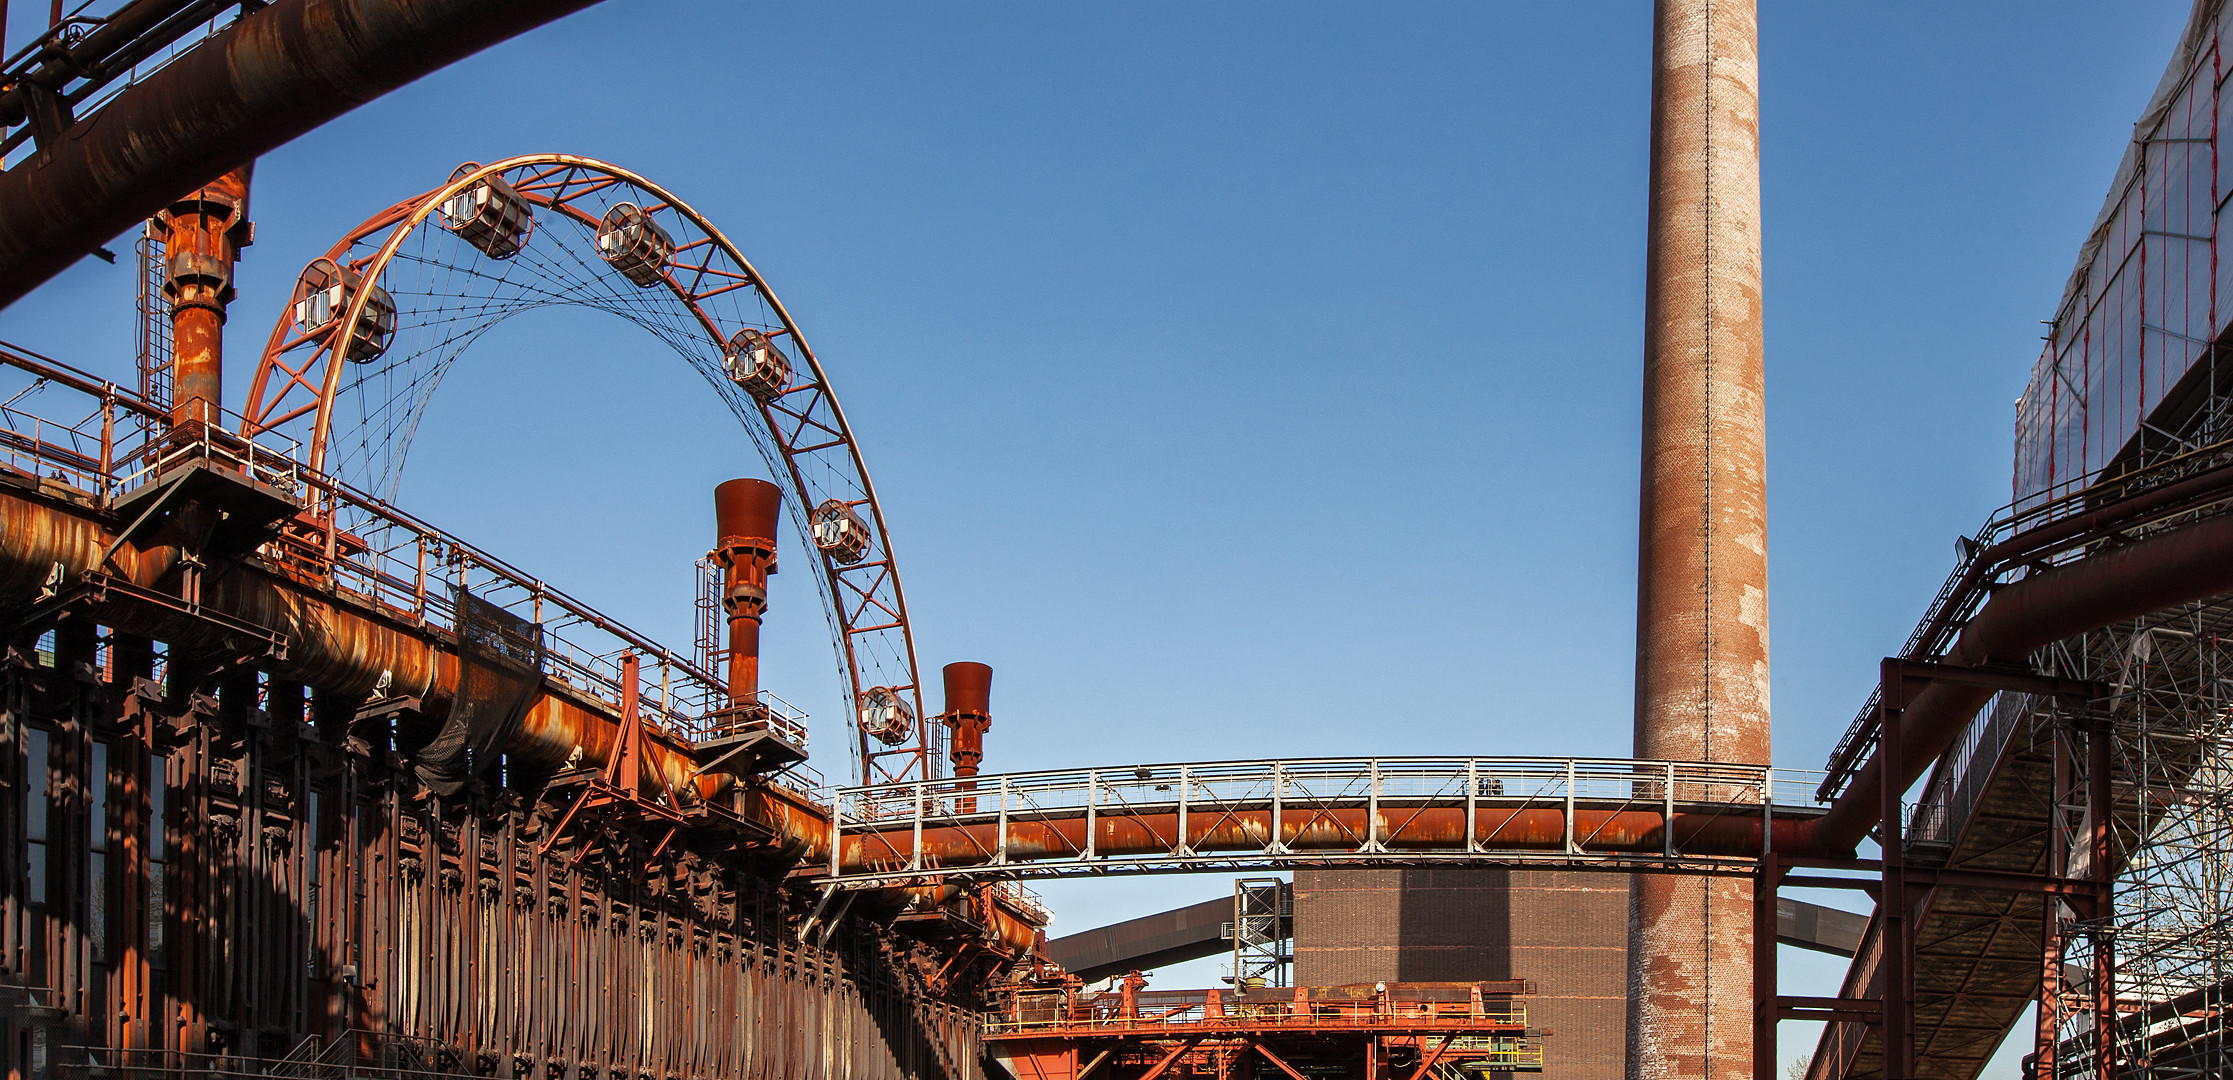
{"left": 239, "top": 154, "right": 934, "bottom": 787}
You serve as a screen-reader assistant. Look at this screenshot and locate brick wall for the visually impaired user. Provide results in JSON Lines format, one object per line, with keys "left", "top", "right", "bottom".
{"left": 1292, "top": 868, "right": 1628, "bottom": 1080}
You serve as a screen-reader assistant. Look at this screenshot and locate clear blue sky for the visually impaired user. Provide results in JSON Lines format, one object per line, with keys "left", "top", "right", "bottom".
{"left": 0, "top": 2, "right": 2196, "bottom": 1072}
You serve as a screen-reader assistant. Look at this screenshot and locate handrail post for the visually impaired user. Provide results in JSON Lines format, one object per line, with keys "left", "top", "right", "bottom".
{"left": 1663, "top": 760, "right": 1676, "bottom": 859}
{"left": 1085, "top": 771, "right": 1098, "bottom": 861}
{"left": 1176, "top": 766, "right": 1192, "bottom": 858}
{"left": 910, "top": 781, "right": 925, "bottom": 872}
{"left": 1563, "top": 759, "right": 1577, "bottom": 855}
{"left": 1465, "top": 758, "right": 1478, "bottom": 853}
{"left": 1763, "top": 768, "right": 1774, "bottom": 857}
{"left": 96, "top": 389, "right": 113, "bottom": 508}
{"left": 322, "top": 484, "right": 340, "bottom": 584}
{"left": 1365, "top": 759, "right": 1382, "bottom": 853}
{"left": 996, "top": 775, "right": 1010, "bottom": 865}
{"left": 1269, "top": 761, "right": 1287, "bottom": 855}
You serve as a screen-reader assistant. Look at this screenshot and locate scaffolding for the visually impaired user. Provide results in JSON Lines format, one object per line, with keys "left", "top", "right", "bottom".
{"left": 2033, "top": 604, "right": 2233, "bottom": 1079}
{"left": 1227, "top": 878, "right": 1290, "bottom": 990}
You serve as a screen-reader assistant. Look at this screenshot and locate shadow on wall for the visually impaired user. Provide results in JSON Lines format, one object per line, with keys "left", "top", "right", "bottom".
{"left": 1292, "top": 867, "right": 1630, "bottom": 1080}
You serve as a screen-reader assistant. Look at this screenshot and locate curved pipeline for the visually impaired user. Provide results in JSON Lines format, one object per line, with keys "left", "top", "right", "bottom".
{"left": 1796, "top": 509, "right": 2233, "bottom": 854}
{"left": 0, "top": 0, "right": 602, "bottom": 308}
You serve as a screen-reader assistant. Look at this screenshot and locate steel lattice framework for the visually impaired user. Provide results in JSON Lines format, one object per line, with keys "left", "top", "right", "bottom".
{"left": 2041, "top": 604, "right": 2233, "bottom": 1079}
{"left": 238, "top": 155, "right": 934, "bottom": 786}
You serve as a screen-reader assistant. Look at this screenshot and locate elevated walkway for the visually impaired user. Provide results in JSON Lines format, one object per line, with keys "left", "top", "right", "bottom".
{"left": 1808, "top": 694, "right": 2062, "bottom": 1080}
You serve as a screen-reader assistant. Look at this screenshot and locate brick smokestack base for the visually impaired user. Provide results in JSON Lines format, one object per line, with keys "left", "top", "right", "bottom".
{"left": 1293, "top": 868, "right": 1630, "bottom": 1080}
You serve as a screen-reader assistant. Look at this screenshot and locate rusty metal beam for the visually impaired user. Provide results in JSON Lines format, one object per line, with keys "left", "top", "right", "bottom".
{"left": 1042, "top": 894, "right": 1243, "bottom": 982}
{"left": 0, "top": 0, "right": 603, "bottom": 308}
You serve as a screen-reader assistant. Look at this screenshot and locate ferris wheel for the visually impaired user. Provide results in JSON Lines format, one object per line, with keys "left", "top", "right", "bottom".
{"left": 241, "top": 154, "right": 935, "bottom": 787}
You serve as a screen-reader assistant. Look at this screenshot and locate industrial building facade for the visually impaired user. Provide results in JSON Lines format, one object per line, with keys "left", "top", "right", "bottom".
{"left": 1292, "top": 869, "right": 1629, "bottom": 1080}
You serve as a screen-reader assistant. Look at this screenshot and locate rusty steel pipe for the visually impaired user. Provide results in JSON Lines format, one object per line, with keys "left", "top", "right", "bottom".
{"left": 983, "top": 891, "right": 1042, "bottom": 956}
{"left": 941, "top": 661, "right": 992, "bottom": 777}
{"left": 753, "top": 800, "right": 1816, "bottom": 878}
{"left": 713, "top": 478, "right": 780, "bottom": 707}
{"left": 941, "top": 660, "right": 992, "bottom": 813}
{"left": 161, "top": 165, "right": 250, "bottom": 428}
{"left": 0, "top": 0, "right": 602, "bottom": 309}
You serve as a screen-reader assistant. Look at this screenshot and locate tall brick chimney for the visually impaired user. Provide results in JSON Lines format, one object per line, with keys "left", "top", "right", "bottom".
{"left": 1629, "top": 0, "right": 1771, "bottom": 1078}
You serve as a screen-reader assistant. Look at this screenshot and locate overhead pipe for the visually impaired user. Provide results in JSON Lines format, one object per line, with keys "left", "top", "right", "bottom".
{"left": 745, "top": 793, "right": 1815, "bottom": 878}
{"left": 0, "top": 0, "right": 602, "bottom": 308}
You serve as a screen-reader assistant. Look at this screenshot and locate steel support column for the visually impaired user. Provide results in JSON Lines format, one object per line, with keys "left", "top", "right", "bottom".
{"left": 1751, "top": 854, "right": 1780, "bottom": 1080}
{"left": 1878, "top": 661, "right": 1912, "bottom": 1080}
{"left": 2087, "top": 722, "right": 2116, "bottom": 1080}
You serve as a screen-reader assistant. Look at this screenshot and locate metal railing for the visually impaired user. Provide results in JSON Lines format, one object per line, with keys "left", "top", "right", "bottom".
{"left": 820, "top": 756, "right": 1826, "bottom": 885}
{"left": 987, "top": 987, "right": 1528, "bottom": 1035}
{"left": 0, "top": 342, "right": 779, "bottom": 749}
{"left": 1904, "top": 690, "right": 2034, "bottom": 853}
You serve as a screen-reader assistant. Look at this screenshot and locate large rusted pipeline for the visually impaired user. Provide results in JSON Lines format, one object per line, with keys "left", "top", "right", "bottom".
{"left": 0, "top": 487, "right": 708, "bottom": 798}
{"left": 733, "top": 784, "right": 1814, "bottom": 874}
{"left": 829, "top": 805, "right": 1810, "bottom": 871}
{"left": 0, "top": 0, "right": 603, "bottom": 308}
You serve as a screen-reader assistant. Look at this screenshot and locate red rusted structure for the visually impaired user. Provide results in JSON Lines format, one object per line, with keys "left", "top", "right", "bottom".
{"left": 157, "top": 165, "right": 250, "bottom": 430}
{"left": 714, "top": 479, "right": 781, "bottom": 709}
{"left": 987, "top": 981, "right": 1543, "bottom": 1080}
{"left": 0, "top": 326, "right": 1029, "bottom": 1080}
{"left": 0, "top": 32, "right": 1039, "bottom": 1060}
